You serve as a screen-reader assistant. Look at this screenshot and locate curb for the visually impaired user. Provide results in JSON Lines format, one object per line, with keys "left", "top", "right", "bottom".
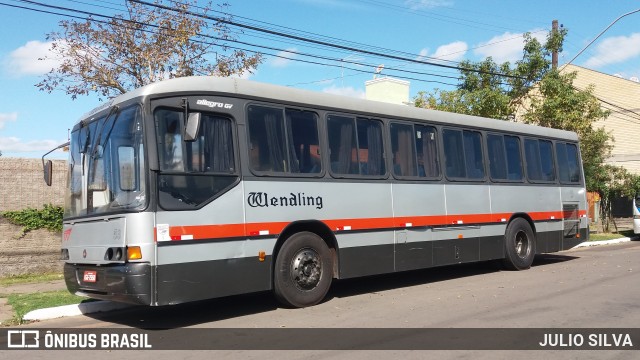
{"left": 23, "top": 300, "right": 132, "bottom": 321}
{"left": 574, "top": 237, "right": 633, "bottom": 248}
{"left": 21, "top": 237, "right": 637, "bottom": 321}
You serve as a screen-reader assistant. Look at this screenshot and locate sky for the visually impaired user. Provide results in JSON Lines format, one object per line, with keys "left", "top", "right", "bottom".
{"left": 1, "top": 0, "right": 639, "bottom": 159}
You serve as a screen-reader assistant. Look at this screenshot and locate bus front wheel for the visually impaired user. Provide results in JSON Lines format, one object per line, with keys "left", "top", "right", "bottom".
{"left": 502, "top": 218, "right": 536, "bottom": 270}
{"left": 274, "top": 231, "right": 333, "bottom": 308}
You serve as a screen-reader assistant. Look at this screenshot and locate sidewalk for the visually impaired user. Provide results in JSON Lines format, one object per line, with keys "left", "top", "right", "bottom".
{"left": 0, "top": 236, "right": 636, "bottom": 324}
{"left": 0, "top": 279, "right": 67, "bottom": 325}
{"left": 0, "top": 278, "right": 132, "bottom": 324}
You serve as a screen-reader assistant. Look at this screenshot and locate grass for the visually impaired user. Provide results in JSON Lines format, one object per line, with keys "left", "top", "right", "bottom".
{"left": 589, "top": 229, "right": 634, "bottom": 241}
{"left": 6, "top": 290, "right": 87, "bottom": 325}
{"left": 0, "top": 272, "right": 64, "bottom": 287}
{"left": 0, "top": 272, "right": 80, "bottom": 326}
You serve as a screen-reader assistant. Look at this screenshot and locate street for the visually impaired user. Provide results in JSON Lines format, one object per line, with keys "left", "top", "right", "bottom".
{"left": 4, "top": 241, "right": 640, "bottom": 359}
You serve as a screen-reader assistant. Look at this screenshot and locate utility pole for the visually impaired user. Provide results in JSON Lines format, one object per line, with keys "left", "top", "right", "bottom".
{"left": 552, "top": 20, "right": 559, "bottom": 70}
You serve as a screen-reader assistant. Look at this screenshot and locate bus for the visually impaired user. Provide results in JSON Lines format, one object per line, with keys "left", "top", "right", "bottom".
{"left": 43, "top": 77, "right": 588, "bottom": 308}
{"left": 634, "top": 196, "right": 640, "bottom": 234}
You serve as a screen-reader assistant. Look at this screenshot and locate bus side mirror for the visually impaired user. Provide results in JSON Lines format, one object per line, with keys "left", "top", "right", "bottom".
{"left": 184, "top": 112, "right": 201, "bottom": 142}
{"left": 43, "top": 160, "right": 53, "bottom": 187}
{"left": 42, "top": 141, "right": 69, "bottom": 186}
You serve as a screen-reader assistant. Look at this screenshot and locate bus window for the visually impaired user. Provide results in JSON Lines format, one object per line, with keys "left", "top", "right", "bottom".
{"left": 391, "top": 123, "right": 417, "bottom": 177}
{"left": 248, "top": 105, "right": 321, "bottom": 175}
{"left": 443, "top": 128, "right": 484, "bottom": 180}
{"left": 157, "top": 110, "right": 184, "bottom": 171}
{"left": 487, "top": 134, "right": 507, "bottom": 180}
{"left": 416, "top": 125, "right": 439, "bottom": 178}
{"left": 556, "top": 142, "right": 581, "bottom": 183}
{"left": 248, "top": 105, "right": 287, "bottom": 172}
{"left": 504, "top": 136, "right": 523, "bottom": 180}
{"left": 156, "top": 108, "right": 237, "bottom": 210}
{"left": 443, "top": 129, "right": 465, "bottom": 178}
{"left": 463, "top": 130, "right": 484, "bottom": 180}
{"left": 488, "top": 134, "right": 522, "bottom": 181}
{"left": 286, "top": 109, "right": 321, "bottom": 174}
{"left": 357, "top": 118, "right": 385, "bottom": 176}
{"left": 525, "top": 138, "right": 555, "bottom": 182}
{"left": 328, "top": 115, "right": 384, "bottom": 176}
{"left": 391, "top": 123, "right": 439, "bottom": 178}
{"left": 539, "top": 140, "right": 555, "bottom": 181}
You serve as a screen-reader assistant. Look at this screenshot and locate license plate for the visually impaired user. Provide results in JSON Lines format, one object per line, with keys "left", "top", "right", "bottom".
{"left": 83, "top": 270, "right": 97, "bottom": 283}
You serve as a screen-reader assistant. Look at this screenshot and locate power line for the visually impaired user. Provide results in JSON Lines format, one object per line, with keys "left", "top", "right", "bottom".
{"left": 168, "top": 0, "right": 552, "bottom": 80}
{"left": 167, "top": 0, "right": 464, "bottom": 66}
{"left": 14, "top": 0, "right": 640, "bottom": 121}
{"left": 569, "top": 84, "right": 640, "bottom": 125}
{"left": 130, "top": 0, "right": 525, "bottom": 80}
{"left": 2, "top": 0, "right": 458, "bottom": 86}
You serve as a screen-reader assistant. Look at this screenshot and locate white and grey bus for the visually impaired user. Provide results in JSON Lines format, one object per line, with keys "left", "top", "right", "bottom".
{"left": 44, "top": 77, "right": 588, "bottom": 307}
{"left": 634, "top": 197, "right": 640, "bottom": 234}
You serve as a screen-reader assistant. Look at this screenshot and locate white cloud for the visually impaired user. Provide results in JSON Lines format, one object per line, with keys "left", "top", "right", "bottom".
{"left": 0, "top": 112, "right": 18, "bottom": 130}
{"left": 271, "top": 48, "right": 298, "bottom": 68}
{"left": 6, "top": 40, "right": 61, "bottom": 76}
{"left": 321, "top": 85, "right": 365, "bottom": 99}
{"left": 229, "top": 69, "right": 255, "bottom": 80}
{"left": 405, "top": 0, "right": 453, "bottom": 10}
{"left": 418, "top": 41, "right": 468, "bottom": 62}
{"left": 583, "top": 33, "right": 640, "bottom": 68}
{"left": 473, "top": 30, "right": 546, "bottom": 64}
{"left": 0, "top": 137, "right": 61, "bottom": 152}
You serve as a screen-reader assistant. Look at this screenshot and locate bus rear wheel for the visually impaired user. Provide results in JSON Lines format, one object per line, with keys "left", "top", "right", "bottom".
{"left": 274, "top": 231, "right": 333, "bottom": 308}
{"left": 502, "top": 218, "right": 536, "bottom": 270}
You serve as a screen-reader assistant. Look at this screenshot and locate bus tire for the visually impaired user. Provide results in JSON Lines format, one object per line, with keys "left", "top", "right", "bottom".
{"left": 502, "top": 218, "right": 536, "bottom": 270}
{"left": 274, "top": 231, "right": 333, "bottom": 308}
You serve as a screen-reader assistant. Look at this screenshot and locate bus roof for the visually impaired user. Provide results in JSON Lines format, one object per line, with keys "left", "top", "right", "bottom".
{"left": 85, "top": 76, "right": 578, "bottom": 141}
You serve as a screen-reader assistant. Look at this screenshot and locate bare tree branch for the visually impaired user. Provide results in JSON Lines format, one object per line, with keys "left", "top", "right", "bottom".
{"left": 37, "top": 0, "right": 262, "bottom": 100}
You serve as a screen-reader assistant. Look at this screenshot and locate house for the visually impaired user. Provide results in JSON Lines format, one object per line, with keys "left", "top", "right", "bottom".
{"left": 561, "top": 64, "right": 640, "bottom": 174}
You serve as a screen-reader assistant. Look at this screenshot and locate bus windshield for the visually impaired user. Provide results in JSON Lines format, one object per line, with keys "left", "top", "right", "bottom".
{"left": 64, "top": 105, "right": 146, "bottom": 218}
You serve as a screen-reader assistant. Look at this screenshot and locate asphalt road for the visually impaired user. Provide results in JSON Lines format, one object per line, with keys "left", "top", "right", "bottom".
{"left": 4, "top": 241, "right": 640, "bottom": 359}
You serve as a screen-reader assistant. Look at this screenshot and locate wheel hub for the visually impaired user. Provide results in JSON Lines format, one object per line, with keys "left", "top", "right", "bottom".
{"left": 291, "top": 248, "right": 322, "bottom": 290}
{"left": 515, "top": 230, "right": 530, "bottom": 258}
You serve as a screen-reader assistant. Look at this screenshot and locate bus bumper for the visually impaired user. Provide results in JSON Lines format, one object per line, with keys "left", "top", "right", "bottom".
{"left": 64, "top": 262, "right": 152, "bottom": 305}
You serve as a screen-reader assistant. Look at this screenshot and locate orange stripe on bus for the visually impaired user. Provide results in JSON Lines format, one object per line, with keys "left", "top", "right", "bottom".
{"left": 155, "top": 209, "right": 587, "bottom": 242}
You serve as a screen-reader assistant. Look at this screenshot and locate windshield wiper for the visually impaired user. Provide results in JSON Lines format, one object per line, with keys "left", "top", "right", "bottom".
{"left": 91, "top": 105, "right": 120, "bottom": 159}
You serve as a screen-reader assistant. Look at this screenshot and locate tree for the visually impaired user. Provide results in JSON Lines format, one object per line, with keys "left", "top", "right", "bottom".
{"left": 522, "top": 70, "right": 611, "bottom": 190}
{"left": 37, "top": 0, "right": 262, "bottom": 100}
{"left": 414, "top": 28, "right": 640, "bottom": 231}
{"left": 414, "top": 31, "right": 565, "bottom": 119}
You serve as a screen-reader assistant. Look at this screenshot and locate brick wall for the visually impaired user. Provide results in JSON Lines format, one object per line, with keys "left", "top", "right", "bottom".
{"left": 0, "top": 158, "right": 66, "bottom": 212}
{"left": 0, "top": 217, "right": 62, "bottom": 276}
{"left": 0, "top": 158, "right": 66, "bottom": 276}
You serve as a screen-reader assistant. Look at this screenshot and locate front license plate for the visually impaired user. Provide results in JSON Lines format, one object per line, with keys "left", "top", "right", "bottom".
{"left": 83, "top": 270, "right": 97, "bottom": 283}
